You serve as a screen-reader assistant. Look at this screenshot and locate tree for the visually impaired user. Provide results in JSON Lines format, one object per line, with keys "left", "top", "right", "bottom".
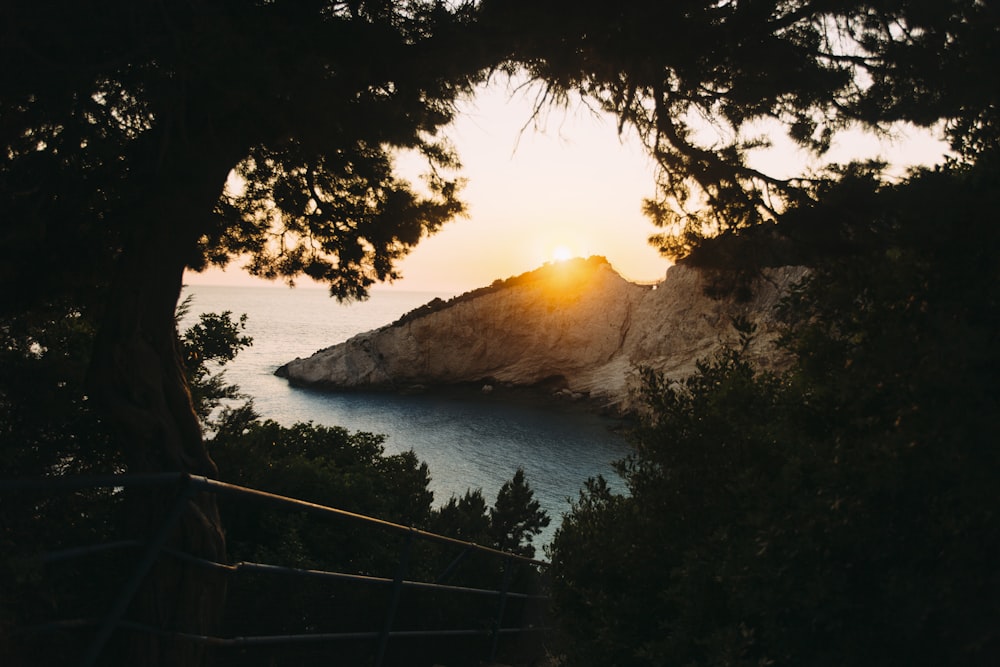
{"left": 0, "top": 299, "right": 113, "bottom": 477}
{"left": 428, "top": 473, "right": 550, "bottom": 566}
{"left": 430, "top": 489, "right": 494, "bottom": 547}
{"left": 2, "top": 305, "right": 252, "bottom": 665}
{"left": 3, "top": 0, "right": 487, "bottom": 469}
{"left": 2, "top": 2, "right": 491, "bottom": 662}
{"left": 483, "top": 0, "right": 1000, "bottom": 258}
{"left": 7, "top": 2, "right": 998, "bottom": 662}
{"left": 547, "top": 159, "right": 1000, "bottom": 666}
{"left": 489, "top": 467, "right": 550, "bottom": 559}
{"left": 176, "top": 297, "right": 253, "bottom": 428}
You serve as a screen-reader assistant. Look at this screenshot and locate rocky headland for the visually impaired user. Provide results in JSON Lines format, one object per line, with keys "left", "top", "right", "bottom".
{"left": 275, "top": 256, "right": 806, "bottom": 414}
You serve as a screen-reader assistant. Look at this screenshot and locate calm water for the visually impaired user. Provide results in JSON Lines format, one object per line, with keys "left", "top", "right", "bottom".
{"left": 180, "top": 284, "right": 629, "bottom": 546}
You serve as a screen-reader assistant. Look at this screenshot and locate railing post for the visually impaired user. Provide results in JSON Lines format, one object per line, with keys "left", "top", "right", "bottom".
{"left": 79, "top": 476, "right": 195, "bottom": 667}
{"left": 375, "top": 530, "right": 415, "bottom": 667}
{"left": 489, "top": 556, "right": 514, "bottom": 662}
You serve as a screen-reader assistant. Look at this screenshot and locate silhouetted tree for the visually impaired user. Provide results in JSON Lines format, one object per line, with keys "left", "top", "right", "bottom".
{"left": 176, "top": 297, "right": 253, "bottom": 428}
{"left": 548, "top": 159, "right": 1000, "bottom": 666}
{"left": 484, "top": 0, "right": 1000, "bottom": 257}
{"left": 430, "top": 489, "right": 493, "bottom": 547}
{"left": 1, "top": 305, "right": 248, "bottom": 665}
{"left": 489, "top": 467, "right": 550, "bottom": 559}
{"left": 2, "top": 2, "right": 490, "bottom": 662}
{"left": 7, "top": 2, "right": 999, "bottom": 663}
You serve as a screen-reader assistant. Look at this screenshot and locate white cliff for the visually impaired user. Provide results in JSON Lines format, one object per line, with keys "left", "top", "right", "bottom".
{"left": 276, "top": 257, "right": 807, "bottom": 413}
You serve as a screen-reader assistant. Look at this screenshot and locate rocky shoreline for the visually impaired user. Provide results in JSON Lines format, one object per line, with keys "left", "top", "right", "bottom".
{"left": 276, "top": 257, "right": 806, "bottom": 414}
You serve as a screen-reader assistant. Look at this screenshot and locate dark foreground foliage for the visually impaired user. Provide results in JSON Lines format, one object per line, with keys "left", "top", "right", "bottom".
{"left": 208, "top": 413, "right": 549, "bottom": 667}
{"left": 548, "top": 158, "right": 1000, "bottom": 667}
{"left": 1, "top": 306, "right": 549, "bottom": 667}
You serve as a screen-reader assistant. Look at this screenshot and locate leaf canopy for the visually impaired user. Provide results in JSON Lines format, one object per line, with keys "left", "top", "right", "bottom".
{"left": 483, "top": 0, "right": 1000, "bottom": 255}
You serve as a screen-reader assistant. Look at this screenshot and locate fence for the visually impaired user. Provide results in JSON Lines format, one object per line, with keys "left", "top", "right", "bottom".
{"left": 1, "top": 473, "right": 551, "bottom": 666}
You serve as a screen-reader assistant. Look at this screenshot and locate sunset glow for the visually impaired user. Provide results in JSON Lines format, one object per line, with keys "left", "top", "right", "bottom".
{"left": 552, "top": 245, "right": 574, "bottom": 262}
{"left": 184, "top": 77, "right": 949, "bottom": 295}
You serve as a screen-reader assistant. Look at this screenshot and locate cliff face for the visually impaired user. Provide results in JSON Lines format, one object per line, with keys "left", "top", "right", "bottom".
{"left": 277, "top": 257, "right": 807, "bottom": 413}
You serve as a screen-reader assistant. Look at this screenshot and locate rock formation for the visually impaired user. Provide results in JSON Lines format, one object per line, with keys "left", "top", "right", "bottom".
{"left": 276, "top": 256, "right": 807, "bottom": 413}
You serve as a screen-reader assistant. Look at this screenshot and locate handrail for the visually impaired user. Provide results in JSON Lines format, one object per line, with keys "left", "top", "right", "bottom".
{"left": 2, "top": 473, "right": 550, "bottom": 666}
{"left": 1, "top": 473, "right": 549, "bottom": 566}
{"left": 198, "top": 475, "right": 550, "bottom": 567}
{"left": 162, "top": 546, "right": 546, "bottom": 599}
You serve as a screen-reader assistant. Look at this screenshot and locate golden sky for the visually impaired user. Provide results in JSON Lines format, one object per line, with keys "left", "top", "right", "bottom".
{"left": 185, "top": 77, "right": 949, "bottom": 296}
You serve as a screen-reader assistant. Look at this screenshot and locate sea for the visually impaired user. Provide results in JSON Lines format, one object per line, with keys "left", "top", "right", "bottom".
{"left": 179, "top": 284, "right": 630, "bottom": 547}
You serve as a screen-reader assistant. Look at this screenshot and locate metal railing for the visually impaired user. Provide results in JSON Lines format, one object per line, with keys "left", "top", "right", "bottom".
{"left": 1, "top": 473, "right": 550, "bottom": 666}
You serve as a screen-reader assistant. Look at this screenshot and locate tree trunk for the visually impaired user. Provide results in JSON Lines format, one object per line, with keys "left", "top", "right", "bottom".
{"left": 89, "top": 154, "right": 234, "bottom": 666}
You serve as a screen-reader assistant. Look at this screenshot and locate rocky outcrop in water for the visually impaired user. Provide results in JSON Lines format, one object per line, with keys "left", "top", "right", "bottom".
{"left": 276, "top": 257, "right": 806, "bottom": 413}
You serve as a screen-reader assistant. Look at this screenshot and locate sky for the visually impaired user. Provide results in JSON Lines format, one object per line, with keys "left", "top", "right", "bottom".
{"left": 184, "top": 77, "right": 950, "bottom": 296}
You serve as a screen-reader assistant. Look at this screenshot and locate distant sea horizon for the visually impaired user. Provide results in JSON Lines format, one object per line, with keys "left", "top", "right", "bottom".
{"left": 179, "top": 284, "right": 629, "bottom": 547}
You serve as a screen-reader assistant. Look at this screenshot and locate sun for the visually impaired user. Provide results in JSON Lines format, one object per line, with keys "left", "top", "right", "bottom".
{"left": 551, "top": 245, "right": 574, "bottom": 262}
